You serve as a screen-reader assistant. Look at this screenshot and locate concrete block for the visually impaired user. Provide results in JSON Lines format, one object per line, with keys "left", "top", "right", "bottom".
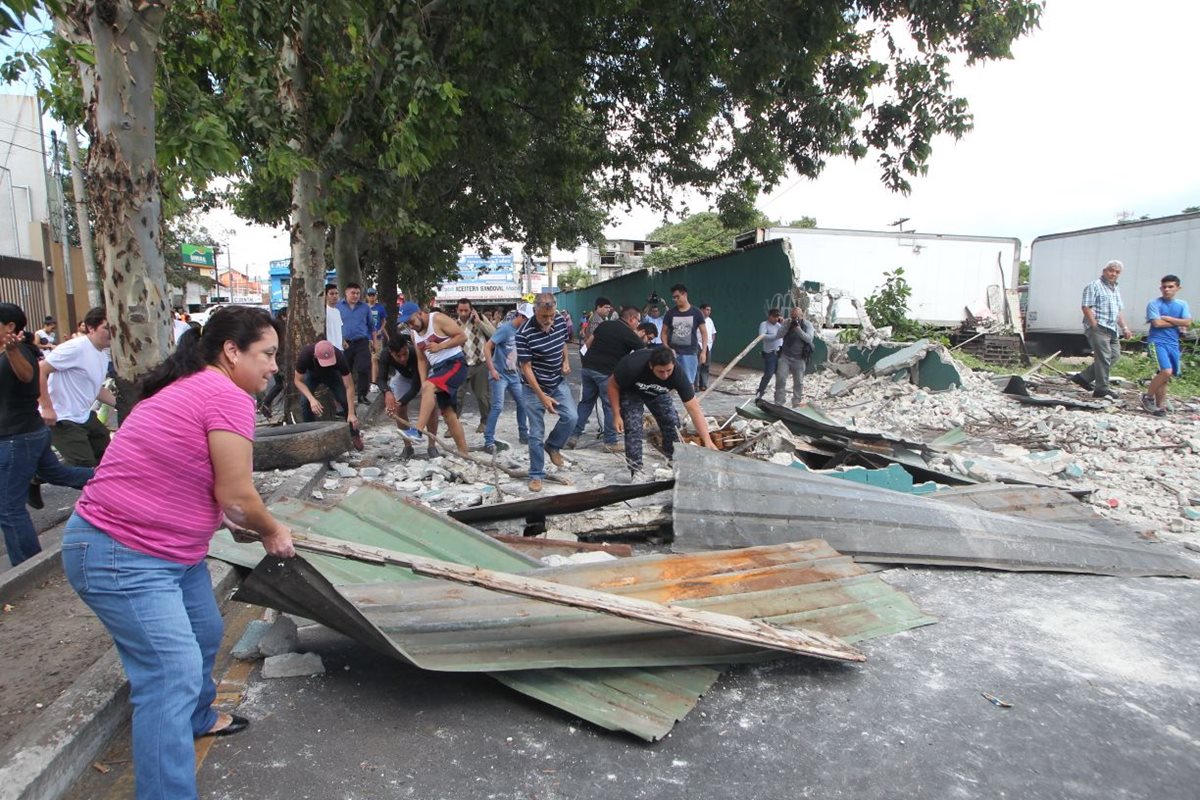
{"left": 231, "top": 619, "right": 272, "bottom": 660}
{"left": 261, "top": 652, "right": 326, "bottom": 679}
{"left": 257, "top": 615, "right": 299, "bottom": 657}
{"left": 360, "top": 467, "right": 383, "bottom": 478}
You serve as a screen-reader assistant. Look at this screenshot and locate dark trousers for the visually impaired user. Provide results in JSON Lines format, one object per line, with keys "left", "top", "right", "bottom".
{"left": 299, "top": 373, "right": 349, "bottom": 422}
{"left": 619, "top": 392, "right": 679, "bottom": 471}
{"left": 696, "top": 359, "right": 710, "bottom": 390}
{"left": 344, "top": 338, "right": 372, "bottom": 399}
{"left": 51, "top": 412, "right": 111, "bottom": 467}
{"left": 456, "top": 362, "right": 492, "bottom": 420}
{"left": 757, "top": 350, "right": 779, "bottom": 397}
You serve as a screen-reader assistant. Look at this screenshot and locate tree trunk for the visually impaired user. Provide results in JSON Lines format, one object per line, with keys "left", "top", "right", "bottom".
{"left": 333, "top": 217, "right": 363, "bottom": 288}
{"left": 376, "top": 238, "right": 399, "bottom": 332}
{"left": 66, "top": 126, "right": 102, "bottom": 308}
{"left": 279, "top": 19, "right": 327, "bottom": 420}
{"left": 67, "top": 1, "right": 175, "bottom": 421}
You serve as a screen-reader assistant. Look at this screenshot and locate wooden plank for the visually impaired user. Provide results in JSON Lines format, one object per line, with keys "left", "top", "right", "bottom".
{"left": 232, "top": 528, "right": 865, "bottom": 663}
{"left": 698, "top": 334, "right": 764, "bottom": 403}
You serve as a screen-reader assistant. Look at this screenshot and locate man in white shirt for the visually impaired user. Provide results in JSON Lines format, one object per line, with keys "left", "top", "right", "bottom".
{"left": 38, "top": 307, "right": 115, "bottom": 467}
{"left": 697, "top": 303, "right": 716, "bottom": 390}
{"left": 324, "top": 283, "right": 344, "bottom": 348}
{"left": 756, "top": 308, "right": 785, "bottom": 400}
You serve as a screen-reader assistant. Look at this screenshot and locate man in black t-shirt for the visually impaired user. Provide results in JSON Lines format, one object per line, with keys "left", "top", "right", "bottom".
{"left": 606, "top": 346, "right": 717, "bottom": 478}
{"left": 567, "top": 305, "right": 645, "bottom": 452}
{"left": 293, "top": 340, "right": 360, "bottom": 448}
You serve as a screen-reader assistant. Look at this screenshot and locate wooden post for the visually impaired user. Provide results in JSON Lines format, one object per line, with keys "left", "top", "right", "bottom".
{"left": 699, "top": 334, "right": 765, "bottom": 403}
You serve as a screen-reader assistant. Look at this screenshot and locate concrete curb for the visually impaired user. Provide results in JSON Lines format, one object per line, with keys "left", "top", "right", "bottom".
{"left": 267, "top": 460, "right": 328, "bottom": 505}
{"left": 0, "top": 534, "right": 65, "bottom": 605}
{"left": 0, "top": 560, "right": 239, "bottom": 800}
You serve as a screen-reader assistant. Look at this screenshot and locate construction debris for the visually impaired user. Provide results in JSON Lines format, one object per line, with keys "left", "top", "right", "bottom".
{"left": 261, "top": 652, "right": 326, "bottom": 679}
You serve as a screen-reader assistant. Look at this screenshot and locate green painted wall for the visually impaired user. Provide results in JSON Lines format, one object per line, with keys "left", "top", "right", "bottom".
{"left": 558, "top": 240, "right": 799, "bottom": 365}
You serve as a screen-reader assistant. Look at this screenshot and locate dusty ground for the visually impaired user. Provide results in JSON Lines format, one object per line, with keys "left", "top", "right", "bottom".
{"left": 0, "top": 569, "right": 110, "bottom": 749}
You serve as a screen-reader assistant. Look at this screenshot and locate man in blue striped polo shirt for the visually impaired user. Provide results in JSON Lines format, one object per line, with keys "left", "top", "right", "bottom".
{"left": 516, "top": 292, "right": 577, "bottom": 492}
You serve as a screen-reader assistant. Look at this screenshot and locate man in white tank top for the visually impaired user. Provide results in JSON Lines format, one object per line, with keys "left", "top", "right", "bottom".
{"left": 397, "top": 302, "right": 469, "bottom": 455}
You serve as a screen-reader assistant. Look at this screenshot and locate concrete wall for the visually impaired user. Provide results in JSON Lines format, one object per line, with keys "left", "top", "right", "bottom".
{"left": 0, "top": 94, "right": 51, "bottom": 261}
{"left": 557, "top": 240, "right": 798, "bottom": 365}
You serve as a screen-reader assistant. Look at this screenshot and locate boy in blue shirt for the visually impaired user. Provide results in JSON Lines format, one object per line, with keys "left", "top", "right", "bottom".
{"left": 1143, "top": 274, "right": 1192, "bottom": 416}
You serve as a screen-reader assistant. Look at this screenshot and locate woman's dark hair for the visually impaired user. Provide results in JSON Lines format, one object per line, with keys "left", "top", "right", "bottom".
{"left": 140, "top": 305, "right": 280, "bottom": 399}
{"left": 0, "top": 302, "right": 28, "bottom": 332}
{"left": 648, "top": 346, "right": 675, "bottom": 367}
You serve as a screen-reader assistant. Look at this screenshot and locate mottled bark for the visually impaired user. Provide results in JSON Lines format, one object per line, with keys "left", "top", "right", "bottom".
{"left": 65, "top": 0, "right": 174, "bottom": 420}
{"left": 376, "top": 240, "right": 398, "bottom": 332}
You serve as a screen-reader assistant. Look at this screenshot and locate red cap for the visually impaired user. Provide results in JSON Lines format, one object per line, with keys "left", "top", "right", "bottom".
{"left": 314, "top": 340, "right": 338, "bottom": 367}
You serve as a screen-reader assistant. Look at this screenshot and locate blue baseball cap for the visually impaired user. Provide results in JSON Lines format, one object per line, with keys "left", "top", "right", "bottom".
{"left": 396, "top": 302, "right": 421, "bottom": 324}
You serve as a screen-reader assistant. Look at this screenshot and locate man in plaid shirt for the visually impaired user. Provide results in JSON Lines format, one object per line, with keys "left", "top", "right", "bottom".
{"left": 1071, "top": 260, "right": 1133, "bottom": 399}
{"left": 454, "top": 298, "right": 495, "bottom": 431}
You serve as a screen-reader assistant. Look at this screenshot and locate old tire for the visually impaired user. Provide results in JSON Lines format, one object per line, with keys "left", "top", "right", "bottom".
{"left": 254, "top": 421, "right": 352, "bottom": 472}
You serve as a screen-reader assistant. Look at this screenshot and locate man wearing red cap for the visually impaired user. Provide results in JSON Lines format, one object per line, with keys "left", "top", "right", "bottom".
{"left": 293, "top": 339, "right": 362, "bottom": 449}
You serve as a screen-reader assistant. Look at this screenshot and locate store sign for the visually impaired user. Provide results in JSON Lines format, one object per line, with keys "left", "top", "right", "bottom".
{"left": 181, "top": 244, "right": 215, "bottom": 267}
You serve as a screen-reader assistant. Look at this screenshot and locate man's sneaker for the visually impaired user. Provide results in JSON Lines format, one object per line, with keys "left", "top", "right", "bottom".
{"left": 1070, "top": 373, "right": 1095, "bottom": 392}
{"left": 1141, "top": 393, "right": 1160, "bottom": 413}
{"left": 404, "top": 428, "right": 423, "bottom": 442}
{"left": 565, "top": 436, "right": 579, "bottom": 450}
{"left": 401, "top": 442, "right": 415, "bottom": 459}
{"left": 475, "top": 422, "right": 486, "bottom": 434}
{"left": 494, "top": 440, "right": 511, "bottom": 453}
{"left": 427, "top": 444, "right": 440, "bottom": 458}
{"left": 1092, "top": 388, "right": 1119, "bottom": 400}
{"left": 27, "top": 482, "right": 43, "bottom": 510}
{"left": 601, "top": 442, "right": 624, "bottom": 454}
{"left": 528, "top": 478, "right": 544, "bottom": 492}
{"left": 544, "top": 445, "right": 565, "bottom": 468}
{"left": 1152, "top": 407, "right": 1167, "bottom": 417}
{"left": 483, "top": 443, "right": 497, "bottom": 455}
{"left": 518, "top": 435, "right": 529, "bottom": 445}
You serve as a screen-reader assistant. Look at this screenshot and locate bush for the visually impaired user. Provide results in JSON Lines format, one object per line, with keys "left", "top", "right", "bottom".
{"left": 865, "top": 268, "right": 921, "bottom": 339}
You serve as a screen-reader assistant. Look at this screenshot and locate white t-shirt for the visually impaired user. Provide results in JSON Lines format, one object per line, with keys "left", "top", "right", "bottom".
{"left": 45, "top": 336, "right": 109, "bottom": 423}
{"left": 172, "top": 319, "right": 191, "bottom": 344}
{"left": 704, "top": 317, "right": 716, "bottom": 351}
{"left": 326, "top": 304, "right": 344, "bottom": 346}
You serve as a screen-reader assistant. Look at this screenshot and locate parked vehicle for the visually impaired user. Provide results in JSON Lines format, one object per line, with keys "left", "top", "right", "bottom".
{"left": 1024, "top": 212, "right": 1200, "bottom": 354}
{"left": 735, "top": 226, "right": 1021, "bottom": 327}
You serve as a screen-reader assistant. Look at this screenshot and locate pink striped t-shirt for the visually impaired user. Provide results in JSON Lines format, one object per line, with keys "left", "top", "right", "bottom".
{"left": 76, "top": 368, "right": 256, "bottom": 564}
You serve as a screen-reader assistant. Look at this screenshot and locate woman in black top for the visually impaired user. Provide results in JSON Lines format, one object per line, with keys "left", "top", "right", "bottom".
{"left": 0, "top": 303, "right": 94, "bottom": 566}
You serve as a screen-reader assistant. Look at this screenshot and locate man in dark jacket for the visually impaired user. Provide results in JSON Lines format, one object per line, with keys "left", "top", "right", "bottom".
{"left": 567, "top": 305, "right": 645, "bottom": 452}
{"left": 775, "top": 307, "right": 815, "bottom": 406}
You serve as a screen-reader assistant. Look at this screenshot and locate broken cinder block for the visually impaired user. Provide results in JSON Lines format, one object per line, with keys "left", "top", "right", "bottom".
{"left": 261, "top": 651, "right": 326, "bottom": 679}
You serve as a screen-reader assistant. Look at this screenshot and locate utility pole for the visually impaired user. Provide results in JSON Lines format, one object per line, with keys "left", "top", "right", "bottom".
{"left": 65, "top": 126, "right": 101, "bottom": 307}
{"left": 49, "top": 131, "right": 76, "bottom": 328}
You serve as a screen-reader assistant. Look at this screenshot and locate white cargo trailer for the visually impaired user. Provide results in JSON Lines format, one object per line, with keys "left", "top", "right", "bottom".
{"left": 735, "top": 227, "right": 1020, "bottom": 326}
{"left": 1025, "top": 212, "right": 1200, "bottom": 352}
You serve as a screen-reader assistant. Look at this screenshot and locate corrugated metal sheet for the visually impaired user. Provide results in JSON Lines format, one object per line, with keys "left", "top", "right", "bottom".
{"left": 449, "top": 480, "right": 673, "bottom": 525}
{"left": 672, "top": 446, "right": 1200, "bottom": 578}
{"left": 209, "top": 486, "right": 935, "bottom": 740}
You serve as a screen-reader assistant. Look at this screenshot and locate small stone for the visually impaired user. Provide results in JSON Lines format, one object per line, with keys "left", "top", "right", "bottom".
{"left": 1062, "top": 463, "right": 1086, "bottom": 479}
{"left": 450, "top": 492, "right": 483, "bottom": 507}
{"left": 258, "top": 616, "right": 299, "bottom": 657}
{"left": 592, "top": 473, "right": 607, "bottom": 484}
{"left": 1183, "top": 508, "right": 1200, "bottom": 521}
{"left": 322, "top": 479, "right": 340, "bottom": 490}
{"left": 653, "top": 468, "right": 674, "bottom": 480}
{"left": 359, "top": 467, "right": 383, "bottom": 478}
{"left": 261, "top": 652, "right": 325, "bottom": 679}
{"left": 334, "top": 463, "right": 357, "bottom": 479}
{"left": 310, "top": 490, "right": 324, "bottom": 500}
{"left": 231, "top": 619, "right": 271, "bottom": 660}
{"left": 767, "top": 452, "right": 795, "bottom": 466}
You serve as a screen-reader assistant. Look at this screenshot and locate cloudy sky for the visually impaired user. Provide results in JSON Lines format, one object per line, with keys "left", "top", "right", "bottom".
{"left": 206, "top": 0, "right": 1199, "bottom": 276}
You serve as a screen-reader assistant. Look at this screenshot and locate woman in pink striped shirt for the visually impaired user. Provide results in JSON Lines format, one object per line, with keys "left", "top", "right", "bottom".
{"left": 61, "top": 305, "right": 294, "bottom": 800}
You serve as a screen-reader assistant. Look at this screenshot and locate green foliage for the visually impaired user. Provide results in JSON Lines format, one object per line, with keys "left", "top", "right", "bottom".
{"left": 1183, "top": 206, "right": 1200, "bottom": 214}
{"left": 643, "top": 207, "right": 779, "bottom": 270}
{"left": 557, "top": 266, "right": 593, "bottom": 292}
{"left": 864, "top": 267, "right": 921, "bottom": 338}
{"left": 1019, "top": 259, "right": 1030, "bottom": 283}
{"left": 788, "top": 216, "right": 817, "bottom": 228}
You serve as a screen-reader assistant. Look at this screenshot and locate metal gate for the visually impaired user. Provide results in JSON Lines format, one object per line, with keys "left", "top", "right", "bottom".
{"left": 0, "top": 255, "right": 48, "bottom": 328}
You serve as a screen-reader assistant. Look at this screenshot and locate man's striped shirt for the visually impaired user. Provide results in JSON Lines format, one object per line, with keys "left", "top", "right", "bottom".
{"left": 516, "top": 315, "right": 568, "bottom": 392}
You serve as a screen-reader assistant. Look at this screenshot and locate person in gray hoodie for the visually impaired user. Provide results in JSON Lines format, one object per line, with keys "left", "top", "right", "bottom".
{"left": 775, "top": 306, "right": 815, "bottom": 406}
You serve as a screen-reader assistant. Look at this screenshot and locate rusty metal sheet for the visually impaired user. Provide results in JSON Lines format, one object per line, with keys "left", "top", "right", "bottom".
{"left": 209, "top": 486, "right": 935, "bottom": 740}
{"left": 448, "top": 480, "right": 673, "bottom": 524}
{"left": 671, "top": 446, "right": 1200, "bottom": 578}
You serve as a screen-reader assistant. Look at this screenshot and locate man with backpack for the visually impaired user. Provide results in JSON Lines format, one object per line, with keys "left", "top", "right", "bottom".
{"left": 775, "top": 306, "right": 814, "bottom": 406}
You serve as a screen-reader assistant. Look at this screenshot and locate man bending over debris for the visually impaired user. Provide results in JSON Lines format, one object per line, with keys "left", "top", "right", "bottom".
{"left": 517, "top": 292, "right": 576, "bottom": 492}
{"left": 608, "top": 346, "right": 717, "bottom": 479}
{"left": 397, "top": 301, "right": 470, "bottom": 456}
{"left": 293, "top": 340, "right": 362, "bottom": 450}
{"left": 1072, "top": 259, "right": 1133, "bottom": 400}
{"left": 567, "top": 304, "right": 645, "bottom": 453}
{"left": 378, "top": 333, "right": 439, "bottom": 458}
{"left": 1143, "top": 274, "right": 1192, "bottom": 417}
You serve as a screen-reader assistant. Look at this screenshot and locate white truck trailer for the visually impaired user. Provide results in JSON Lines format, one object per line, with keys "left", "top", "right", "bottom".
{"left": 1024, "top": 212, "right": 1200, "bottom": 353}
{"left": 735, "top": 226, "right": 1021, "bottom": 327}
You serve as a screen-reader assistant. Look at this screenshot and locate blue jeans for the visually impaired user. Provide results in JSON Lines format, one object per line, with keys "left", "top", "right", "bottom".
{"left": 62, "top": 514, "right": 222, "bottom": 800}
{"left": 676, "top": 353, "right": 699, "bottom": 386}
{"left": 521, "top": 383, "right": 578, "bottom": 480}
{"left": 484, "top": 371, "right": 528, "bottom": 446}
{"left": 757, "top": 350, "right": 779, "bottom": 397}
{"left": 572, "top": 368, "right": 616, "bottom": 444}
{"left": 0, "top": 426, "right": 93, "bottom": 566}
